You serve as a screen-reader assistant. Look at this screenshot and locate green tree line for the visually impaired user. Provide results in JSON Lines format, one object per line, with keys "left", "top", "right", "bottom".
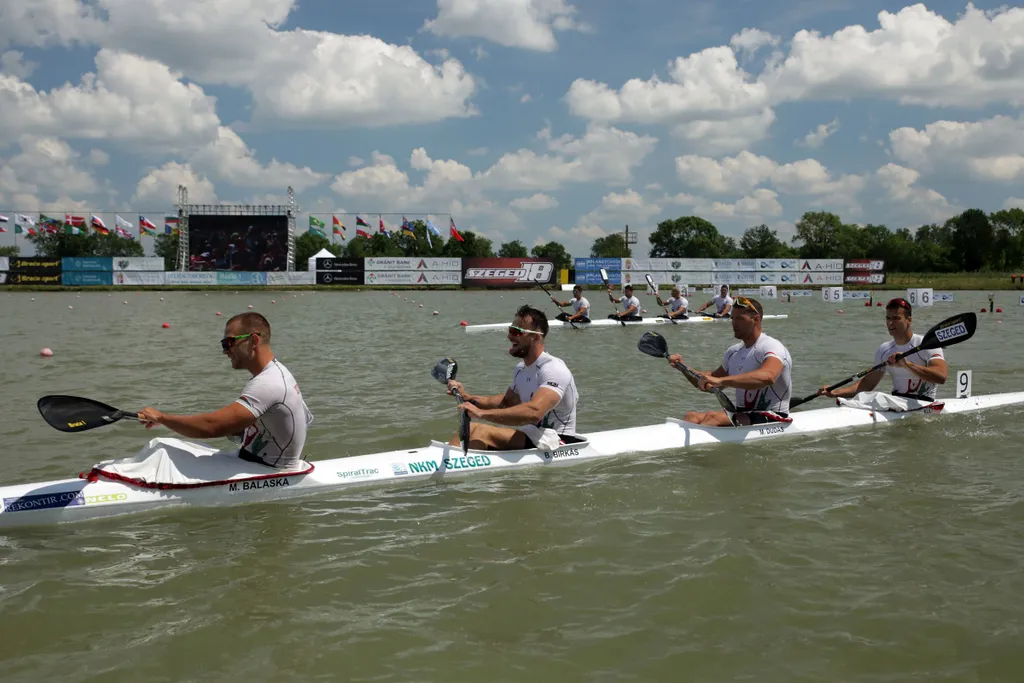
{"left": 12, "top": 208, "right": 1023, "bottom": 273}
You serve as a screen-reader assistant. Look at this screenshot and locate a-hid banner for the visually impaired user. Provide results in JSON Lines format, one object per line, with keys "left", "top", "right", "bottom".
{"left": 844, "top": 259, "right": 886, "bottom": 271}
{"left": 315, "top": 257, "right": 363, "bottom": 272}
{"left": 216, "top": 271, "right": 267, "bottom": 285}
{"left": 316, "top": 271, "right": 362, "bottom": 285}
{"left": 364, "top": 271, "right": 462, "bottom": 286}
{"left": 113, "top": 257, "right": 165, "bottom": 271}
{"left": 797, "top": 259, "right": 845, "bottom": 272}
{"left": 165, "top": 272, "right": 217, "bottom": 286}
{"left": 461, "top": 258, "right": 555, "bottom": 287}
{"left": 5, "top": 272, "right": 61, "bottom": 285}
{"left": 844, "top": 272, "right": 887, "bottom": 284}
{"left": 62, "top": 271, "right": 113, "bottom": 286}
{"left": 266, "top": 272, "right": 314, "bottom": 286}
{"left": 755, "top": 259, "right": 799, "bottom": 271}
{"left": 365, "top": 257, "right": 462, "bottom": 271}
{"left": 62, "top": 257, "right": 113, "bottom": 272}
{"left": 574, "top": 258, "right": 622, "bottom": 271}
{"left": 576, "top": 270, "right": 621, "bottom": 285}
{"left": 797, "top": 272, "right": 844, "bottom": 284}
{"left": 114, "top": 271, "right": 166, "bottom": 286}
{"left": 10, "top": 257, "right": 61, "bottom": 273}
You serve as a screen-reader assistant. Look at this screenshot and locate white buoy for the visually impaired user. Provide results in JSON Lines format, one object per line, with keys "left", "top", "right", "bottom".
{"left": 40, "top": 347, "right": 54, "bottom": 357}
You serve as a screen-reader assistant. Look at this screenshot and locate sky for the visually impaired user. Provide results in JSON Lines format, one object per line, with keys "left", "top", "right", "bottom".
{"left": 1, "top": 0, "right": 1023, "bottom": 259}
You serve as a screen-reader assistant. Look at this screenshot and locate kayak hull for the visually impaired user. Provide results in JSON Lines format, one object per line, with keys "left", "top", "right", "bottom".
{"left": 464, "top": 314, "right": 788, "bottom": 332}
{"left": 1, "top": 391, "right": 1021, "bottom": 529}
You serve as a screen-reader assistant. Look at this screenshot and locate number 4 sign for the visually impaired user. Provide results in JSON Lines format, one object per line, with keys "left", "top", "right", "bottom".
{"left": 956, "top": 370, "right": 972, "bottom": 398}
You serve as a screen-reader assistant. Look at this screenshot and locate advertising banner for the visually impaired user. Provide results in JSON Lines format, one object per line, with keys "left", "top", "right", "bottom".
{"left": 364, "top": 257, "right": 462, "bottom": 271}
{"left": 315, "top": 257, "right": 363, "bottom": 272}
{"left": 364, "top": 271, "right": 462, "bottom": 286}
{"left": 165, "top": 272, "right": 217, "bottom": 286}
{"left": 316, "top": 271, "right": 362, "bottom": 285}
{"left": 712, "top": 271, "right": 757, "bottom": 285}
{"left": 844, "top": 259, "right": 886, "bottom": 271}
{"left": 114, "top": 271, "right": 166, "bottom": 286}
{"left": 755, "top": 259, "right": 799, "bottom": 270}
{"left": 713, "top": 259, "right": 756, "bottom": 271}
{"left": 755, "top": 272, "right": 802, "bottom": 285}
{"left": 10, "top": 257, "right": 61, "bottom": 274}
{"left": 62, "top": 271, "right": 114, "bottom": 286}
{"left": 573, "top": 258, "right": 622, "bottom": 271}
{"left": 113, "top": 257, "right": 165, "bottom": 271}
{"left": 844, "top": 273, "right": 886, "bottom": 284}
{"left": 797, "top": 272, "right": 844, "bottom": 285}
{"left": 5, "top": 272, "right": 61, "bottom": 286}
{"left": 0, "top": 257, "right": 9, "bottom": 271}
{"left": 461, "top": 258, "right": 556, "bottom": 288}
{"left": 623, "top": 258, "right": 717, "bottom": 272}
{"left": 576, "top": 270, "right": 621, "bottom": 285}
{"left": 266, "top": 272, "right": 314, "bottom": 286}
{"left": 216, "top": 271, "right": 268, "bottom": 286}
{"left": 62, "top": 257, "right": 113, "bottom": 272}
{"left": 797, "top": 259, "right": 845, "bottom": 272}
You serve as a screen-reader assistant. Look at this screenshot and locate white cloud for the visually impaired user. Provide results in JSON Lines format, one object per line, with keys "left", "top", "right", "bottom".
{"left": 0, "top": 50, "right": 37, "bottom": 78}
{"left": 1003, "top": 197, "right": 1024, "bottom": 210}
{"left": 890, "top": 114, "right": 1024, "bottom": 182}
{"left": 875, "top": 163, "right": 952, "bottom": 223}
{"left": 423, "top": 0, "right": 590, "bottom": 51}
{"left": 701, "top": 188, "right": 783, "bottom": 219}
{"left": 347, "top": 156, "right": 365, "bottom": 168}
{"left": 510, "top": 193, "right": 558, "bottom": 210}
{"left": 190, "top": 127, "right": 328, "bottom": 192}
{"left": 730, "top": 28, "right": 779, "bottom": 56}
{"left": 0, "top": 136, "right": 99, "bottom": 200}
{"left": 799, "top": 118, "right": 840, "bottom": 148}
{"left": 89, "top": 149, "right": 110, "bottom": 166}
{"left": 133, "top": 162, "right": 216, "bottom": 205}
{"left": 0, "top": 49, "right": 220, "bottom": 153}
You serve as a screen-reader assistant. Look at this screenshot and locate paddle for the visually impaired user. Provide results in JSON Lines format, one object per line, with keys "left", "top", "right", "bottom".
{"left": 789, "top": 311, "right": 979, "bottom": 410}
{"left": 636, "top": 332, "right": 738, "bottom": 413}
{"left": 645, "top": 274, "right": 676, "bottom": 324}
{"left": 600, "top": 268, "right": 626, "bottom": 327}
{"left": 37, "top": 395, "right": 141, "bottom": 433}
{"left": 432, "top": 358, "right": 470, "bottom": 454}
{"left": 537, "top": 281, "right": 579, "bottom": 330}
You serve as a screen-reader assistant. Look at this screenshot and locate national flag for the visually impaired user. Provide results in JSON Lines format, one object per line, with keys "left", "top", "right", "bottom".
{"left": 13, "top": 214, "right": 34, "bottom": 234}
{"left": 309, "top": 215, "right": 326, "bottom": 237}
{"left": 116, "top": 215, "right": 133, "bottom": 231}
{"left": 0, "top": 214, "right": 7, "bottom": 223}
{"left": 356, "top": 215, "right": 370, "bottom": 228}
{"left": 401, "top": 217, "right": 416, "bottom": 239}
{"left": 378, "top": 216, "right": 390, "bottom": 237}
{"left": 65, "top": 214, "right": 86, "bottom": 227}
{"left": 356, "top": 228, "right": 371, "bottom": 238}
{"left": 450, "top": 217, "right": 464, "bottom": 242}
{"left": 139, "top": 215, "right": 157, "bottom": 232}
{"left": 90, "top": 215, "right": 109, "bottom": 234}
{"left": 65, "top": 225, "right": 84, "bottom": 235}
{"left": 165, "top": 216, "right": 179, "bottom": 235}
{"left": 332, "top": 216, "right": 345, "bottom": 240}
{"left": 40, "top": 214, "right": 60, "bottom": 233}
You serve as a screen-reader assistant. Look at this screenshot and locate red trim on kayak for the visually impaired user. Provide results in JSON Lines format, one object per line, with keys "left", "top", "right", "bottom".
{"left": 79, "top": 462, "right": 315, "bottom": 490}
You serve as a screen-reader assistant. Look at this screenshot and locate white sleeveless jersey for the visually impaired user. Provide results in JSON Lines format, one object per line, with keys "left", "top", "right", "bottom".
{"left": 621, "top": 296, "right": 640, "bottom": 314}
{"left": 713, "top": 295, "right": 734, "bottom": 314}
{"left": 665, "top": 296, "right": 688, "bottom": 312}
{"left": 722, "top": 333, "right": 793, "bottom": 413}
{"left": 572, "top": 297, "right": 590, "bottom": 314}
{"left": 875, "top": 334, "right": 945, "bottom": 399}
{"left": 509, "top": 352, "right": 578, "bottom": 436}
{"left": 235, "top": 359, "right": 314, "bottom": 469}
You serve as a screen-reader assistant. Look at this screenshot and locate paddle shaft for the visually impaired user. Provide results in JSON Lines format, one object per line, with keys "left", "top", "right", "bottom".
{"left": 538, "top": 282, "right": 579, "bottom": 330}
{"left": 663, "top": 353, "right": 736, "bottom": 413}
{"left": 789, "top": 344, "right": 928, "bottom": 410}
{"left": 600, "top": 269, "right": 626, "bottom": 327}
{"left": 646, "top": 275, "right": 677, "bottom": 324}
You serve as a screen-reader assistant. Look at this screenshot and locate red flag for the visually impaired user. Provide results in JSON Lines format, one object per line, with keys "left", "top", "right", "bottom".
{"left": 449, "top": 217, "right": 464, "bottom": 242}
{"left": 356, "top": 229, "right": 371, "bottom": 238}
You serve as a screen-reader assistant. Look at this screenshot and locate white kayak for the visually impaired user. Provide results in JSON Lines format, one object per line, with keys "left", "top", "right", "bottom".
{"left": 464, "top": 314, "right": 788, "bottom": 332}
{"left": 1, "top": 390, "right": 1021, "bottom": 529}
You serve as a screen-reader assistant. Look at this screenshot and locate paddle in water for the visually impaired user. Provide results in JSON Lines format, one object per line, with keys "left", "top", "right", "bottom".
{"left": 789, "top": 311, "right": 979, "bottom": 410}
{"left": 37, "top": 395, "right": 141, "bottom": 433}
{"left": 600, "top": 268, "right": 627, "bottom": 327}
{"left": 637, "top": 332, "right": 737, "bottom": 413}
{"left": 432, "top": 357, "right": 471, "bottom": 454}
{"left": 536, "top": 281, "right": 579, "bottom": 330}
{"left": 645, "top": 274, "right": 677, "bottom": 324}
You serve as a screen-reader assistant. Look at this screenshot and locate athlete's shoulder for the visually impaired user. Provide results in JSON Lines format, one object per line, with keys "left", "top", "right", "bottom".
{"left": 757, "top": 333, "right": 791, "bottom": 358}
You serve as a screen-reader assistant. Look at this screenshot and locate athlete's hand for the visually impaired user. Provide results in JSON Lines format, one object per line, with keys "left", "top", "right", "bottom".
{"left": 667, "top": 353, "right": 686, "bottom": 369}
{"left": 446, "top": 380, "right": 466, "bottom": 398}
{"left": 457, "top": 402, "right": 484, "bottom": 419}
{"left": 886, "top": 352, "right": 908, "bottom": 369}
{"left": 138, "top": 407, "right": 164, "bottom": 429}
{"left": 817, "top": 385, "right": 836, "bottom": 398}
{"left": 550, "top": 296, "right": 559, "bottom": 304}
{"left": 699, "top": 374, "right": 723, "bottom": 391}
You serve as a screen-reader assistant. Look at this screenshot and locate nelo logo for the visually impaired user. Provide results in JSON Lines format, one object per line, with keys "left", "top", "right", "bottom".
{"left": 465, "top": 262, "right": 553, "bottom": 283}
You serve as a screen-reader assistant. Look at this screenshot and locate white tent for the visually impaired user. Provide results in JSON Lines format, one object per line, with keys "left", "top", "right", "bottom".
{"left": 307, "top": 247, "right": 335, "bottom": 272}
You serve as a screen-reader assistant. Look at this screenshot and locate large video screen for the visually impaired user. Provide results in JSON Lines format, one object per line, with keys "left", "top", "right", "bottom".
{"left": 188, "top": 214, "right": 288, "bottom": 271}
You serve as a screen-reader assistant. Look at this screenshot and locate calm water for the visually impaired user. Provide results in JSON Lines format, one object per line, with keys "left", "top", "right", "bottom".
{"left": 1, "top": 289, "right": 1022, "bottom": 682}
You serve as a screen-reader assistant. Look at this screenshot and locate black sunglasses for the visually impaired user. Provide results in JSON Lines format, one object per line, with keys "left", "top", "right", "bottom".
{"left": 221, "top": 332, "right": 259, "bottom": 351}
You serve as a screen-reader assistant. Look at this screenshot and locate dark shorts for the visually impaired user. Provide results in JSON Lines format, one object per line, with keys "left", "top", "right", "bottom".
{"left": 659, "top": 314, "right": 688, "bottom": 321}
{"left": 608, "top": 314, "right": 642, "bottom": 321}
{"left": 732, "top": 410, "right": 791, "bottom": 426}
{"left": 556, "top": 312, "right": 591, "bottom": 323}
{"left": 522, "top": 433, "right": 586, "bottom": 449}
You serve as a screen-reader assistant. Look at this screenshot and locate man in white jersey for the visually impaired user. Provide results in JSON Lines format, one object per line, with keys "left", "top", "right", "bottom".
{"left": 655, "top": 285, "right": 688, "bottom": 320}
{"left": 607, "top": 283, "right": 641, "bottom": 320}
{"left": 445, "top": 305, "right": 582, "bottom": 451}
{"left": 138, "top": 312, "right": 313, "bottom": 470}
{"left": 817, "top": 296, "right": 947, "bottom": 401}
{"left": 667, "top": 296, "right": 793, "bottom": 426}
{"left": 695, "top": 284, "right": 733, "bottom": 318}
{"left": 551, "top": 285, "right": 591, "bottom": 323}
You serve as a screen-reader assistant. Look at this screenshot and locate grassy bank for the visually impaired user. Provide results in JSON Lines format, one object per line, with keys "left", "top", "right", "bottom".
{"left": 2, "top": 272, "right": 1023, "bottom": 292}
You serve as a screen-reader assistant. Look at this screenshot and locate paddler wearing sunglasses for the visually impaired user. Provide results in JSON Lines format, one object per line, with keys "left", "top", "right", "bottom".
{"left": 667, "top": 296, "right": 793, "bottom": 426}
{"left": 815, "top": 297, "right": 947, "bottom": 401}
{"left": 138, "top": 312, "right": 313, "bottom": 469}
{"left": 445, "top": 305, "right": 582, "bottom": 451}
{"left": 607, "top": 283, "right": 642, "bottom": 320}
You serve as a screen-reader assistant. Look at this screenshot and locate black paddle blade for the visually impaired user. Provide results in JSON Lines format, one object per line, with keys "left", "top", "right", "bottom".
{"left": 37, "top": 395, "right": 136, "bottom": 433}
{"left": 637, "top": 332, "right": 669, "bottom": 358}
{"left": 431, "top": 358, "right": 458, "bottom": 384}
{"left": 458, "top": 411, "right": 470, "bottom": 455}
{"left": 921, "top": 312, "right": 977, "bottom": 350}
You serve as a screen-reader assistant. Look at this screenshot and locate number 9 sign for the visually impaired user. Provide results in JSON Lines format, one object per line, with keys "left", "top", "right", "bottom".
{"left": 956, "top": 370, "right": 972, "bottom": 398}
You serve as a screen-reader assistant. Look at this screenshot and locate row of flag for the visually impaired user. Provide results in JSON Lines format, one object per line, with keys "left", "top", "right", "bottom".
{"left": 0, "top": 213, "right": 180, "bottom": 239}
{"left": 307, "top": 214, "right": 464, "bottom": 248}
